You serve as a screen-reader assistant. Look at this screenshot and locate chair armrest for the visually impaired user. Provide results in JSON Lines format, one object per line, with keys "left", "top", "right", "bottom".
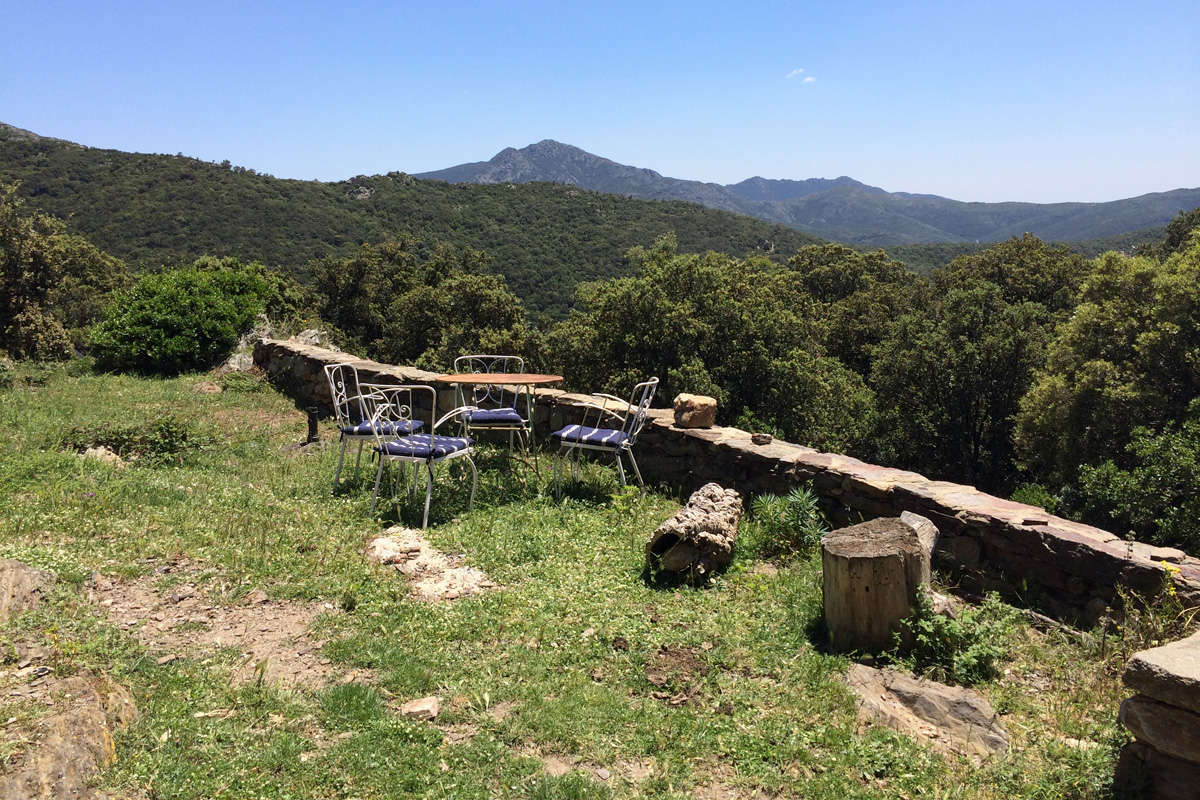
{"left": 433, "top": 405, "right": 479, "bottom": 431}
{"left": 576, "top": 400, "right": 626, "bottom": 430}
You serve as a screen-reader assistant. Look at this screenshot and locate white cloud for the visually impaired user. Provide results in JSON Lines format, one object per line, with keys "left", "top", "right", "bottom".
{"left": 786, "top": 68, "right": 805, "bottom": 79}
{"left": 803, "top": 76, "right": 816, "bottom": 83}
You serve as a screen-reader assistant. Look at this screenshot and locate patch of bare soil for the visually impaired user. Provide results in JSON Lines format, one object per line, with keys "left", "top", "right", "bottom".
{"left": 645, "top": 644, "right": 710, "bottom": 705}
{"left": 514, "top": 746, "right": 655, "bottom": 784}
{"left": 88, "top": 564, "right": 368, "bottom": 689}
{"left": 366, "top": 527, "right": 499, "bottom": 602}
{"left": 0, "top": 672, "right": 137, "bottom": 800}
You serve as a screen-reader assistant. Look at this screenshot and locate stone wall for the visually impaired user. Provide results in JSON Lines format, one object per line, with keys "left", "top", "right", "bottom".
{"left": 254, "top": 337, "right": 1200, "bottom": 624}
{"left": 1116, "top": 632, "right": 1200, "bottom": 799}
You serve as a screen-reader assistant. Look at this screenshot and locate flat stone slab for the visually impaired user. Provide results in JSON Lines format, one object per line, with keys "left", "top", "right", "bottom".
{"left": 846, "top": 664, "right": 1009, "bottom": 762}
{"left": 0, "top": 558, "right": 55, "bottom": 622}
{"left": 1120, "top": 694, "right": 1200, "bottom": 764}
{"left": 1124, "top": 630, "right": 1200, "bottom": 715}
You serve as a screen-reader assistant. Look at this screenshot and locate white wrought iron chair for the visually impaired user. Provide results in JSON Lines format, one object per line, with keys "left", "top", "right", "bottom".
{"left": 324, "top": 362, "right": 423, "bottom": 491}
{"left": 550, "top": 377, "right": 659, "bottom": 492}
{"left": 367, "top": 384, "right": 478, "bottom": 528}
{"left": 453, "top": 354, "right": 532, "bottom": 452}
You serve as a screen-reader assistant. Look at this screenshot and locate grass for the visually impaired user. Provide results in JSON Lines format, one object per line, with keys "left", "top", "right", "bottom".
{"left": 0, "top": 363, "right": 1137, "bottom": 798}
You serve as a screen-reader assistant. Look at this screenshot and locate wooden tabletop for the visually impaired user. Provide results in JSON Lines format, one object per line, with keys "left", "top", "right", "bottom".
{"left": 433, "top": 373, "right": 564, "bottom": 385}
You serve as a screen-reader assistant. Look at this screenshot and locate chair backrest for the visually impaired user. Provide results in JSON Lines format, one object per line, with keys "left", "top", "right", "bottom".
{"left": 365, "top": 384, "right": 431, "bottom": 446}
{"left": 324, "top": 363, "right": 369, "bottom": 425}
{"left": 623, "top": 377, "right": 659, "bottom": 443}
{"left": 453, "top": 354, "right": 525, "bottom": 409}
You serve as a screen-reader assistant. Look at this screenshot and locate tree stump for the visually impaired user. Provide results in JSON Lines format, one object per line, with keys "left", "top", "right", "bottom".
{"left": 645, "top": 483, "right": 742, "bottom": 583}
{"left": 821, "top": 518, "right": 928, "bottom": 653}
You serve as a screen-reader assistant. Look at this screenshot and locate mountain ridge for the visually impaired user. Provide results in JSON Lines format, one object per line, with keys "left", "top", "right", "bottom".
{"left": 416, "top": 139, "right": 1200, "bottom": 245}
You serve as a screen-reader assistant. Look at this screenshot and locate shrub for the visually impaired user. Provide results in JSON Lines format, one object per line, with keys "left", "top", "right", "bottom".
{"left": 745, "top": 485, "right": 829, "bottom": 557}
{"left": 893, "top": 591, "right": 1016, "bottom": 686}
{"left": 4, "top": 304, "right": 73, "bottom": 361}
{"left": 90, "top": 259, "right": 271, "bottom": 375}
{"left": 59, "top": 414, "right": 208, "bottom": 466}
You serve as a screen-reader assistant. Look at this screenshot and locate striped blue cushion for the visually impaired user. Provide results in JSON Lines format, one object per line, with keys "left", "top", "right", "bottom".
{"left": 376, "top": 434, "right": 471, "bottom": 459}
{"left": 341, "top": 419, "right": 423, "bottom": 437}
{"left": 550, "top": 424, "right": 629, "bottom": 447}
{"left": 464, "top": 408, "right": 524, "bottom": 425}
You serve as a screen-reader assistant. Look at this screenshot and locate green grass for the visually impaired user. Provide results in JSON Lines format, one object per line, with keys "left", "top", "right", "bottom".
{"left": 0, "top": 365, "right": 1132, "bottom": 798}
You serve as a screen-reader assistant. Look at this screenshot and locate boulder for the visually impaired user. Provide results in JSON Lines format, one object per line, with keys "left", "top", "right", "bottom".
{"left": 0, "top": 558, "right": 55, "bottom": 622}
{"left": 645, "top": 483, "right": 742, "bottom": 582}
{"left": 845, "top": 663, "right": 1009, "bottom": 762}
{"left": 1119, "top": 694, "right": 1200, "bottom": 764}
{"left": 82, "top": 445, "right": 126, "bottom": 469}
{"left": 1115, "top": 740, "right": 1200, "bottom": 800}
{"left": 672, "top": 393, "right": 717, "bottom": 429}
{"left": 1124, "top": 630, "right": 1200, "bottom": 715}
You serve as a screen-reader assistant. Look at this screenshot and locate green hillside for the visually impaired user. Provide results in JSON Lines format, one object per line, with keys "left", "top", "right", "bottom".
{"left": 0, "top": 126, "right": 823, "bottom": 315}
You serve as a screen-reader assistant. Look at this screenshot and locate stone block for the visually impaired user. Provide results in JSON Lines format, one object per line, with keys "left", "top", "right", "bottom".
{"left": 672, "top": 393, "right": 716, "bottom": 429}
{"left": 1124, "top": 631, "right": 1200, "bottom": 715}
{"left": 1115, "top": 740, "right": 1200, "bottom": 800}
{"left": 1120, "top": 694, "right": 1200, "bottom": 764}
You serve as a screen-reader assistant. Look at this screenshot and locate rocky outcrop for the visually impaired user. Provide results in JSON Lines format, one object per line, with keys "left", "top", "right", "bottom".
{"left": 644, "top": 484, "right": 742, "bottom": 582}
{"left": 1116, "top": 631, "right": 1200, "bottom": 796}
{"left": 252, "top": 337, "right": 1200, "bottom": 625}
{"left": 0, "top": 558, "right": 55, "bottom": 622}
{"left": 0, "top": 674, "right": 138, "bottom": 800}
{"left": 845, "top": 664, "right": 1008, "bottom": 762}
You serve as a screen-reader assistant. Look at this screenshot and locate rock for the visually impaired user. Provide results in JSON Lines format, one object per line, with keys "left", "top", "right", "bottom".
{"left": 845, "top": 664, "right": 1009, "bottom": 761}
{"left": 645, "top": 483, "right": 742, "bottom": 582}
{"left": 83, "top": 445, "right": 126, "bottom": 468}
{"left": 244, "top": 588, "right": 269, "bottom": 605}
{"left": 193, "top": 380, "right": 223, "bottom": 394}
{"left": 399, "top": 695, "right": 441, "bottom": 720}
{"left": 1115, "top": 740, "right": 1200, "bottom": 800}
{"left": 750, "top": 433, "right": 773, "bottom": 445}
{"left": 1124, "top": 630, "right": 1200, "bottom": 715}
{"left": 293, "top": 329, "right": 340, "bottom": 350}
{"left": 927, "top": 589, "right": 960, "bottom": 617}
{"left": 900, "top": 511, "right": 940, "bottom": 572}
{"left": 821, "top": 518, "right": 928, "bottom": 653}
{"left": 672, "top": 393, "right": 717, "bottom": 429}
{"left": 217, "top": 351, "right": 255, "bottom": 375}
{"left": 366, "top": 534, "right": 421, "bottom": 565}
{"left": 1119, "top": 694, "right": 1200, "bottom": 764}
{"left": 0, "top": 558, "right": 55, "bottom": 622}
{"left": 0, "top": 674, "right": 138, "bottom": 799}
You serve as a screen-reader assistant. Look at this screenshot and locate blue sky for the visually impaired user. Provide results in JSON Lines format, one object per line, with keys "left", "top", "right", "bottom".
{"left": 4, "top": 0, "right": 1197, "bottom": 202}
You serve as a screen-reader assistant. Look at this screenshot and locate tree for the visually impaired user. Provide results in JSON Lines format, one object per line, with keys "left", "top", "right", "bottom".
{"left": 0, "top": 183, "right": 128, "bottom": 359}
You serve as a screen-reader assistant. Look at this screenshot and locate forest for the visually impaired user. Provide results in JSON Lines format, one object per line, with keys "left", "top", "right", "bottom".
{"left": 4, "top": 173, "right": 1198, "bottom": 554}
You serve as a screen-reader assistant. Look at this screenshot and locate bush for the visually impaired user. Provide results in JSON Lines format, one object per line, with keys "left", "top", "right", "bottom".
{"left": 59, "top": 414, "right": 208, "bottom": 466}
{"left": 4, "top": 304, "right": 73, "bottom": 361}
{"left": 893, "top": 591, "right": 1016, "bottom": 686}
{"left": 745, "top": 485, "right": 829, "bottom": 557}
{"left": 90, "top": 259, "right": 271, "bottom": 375}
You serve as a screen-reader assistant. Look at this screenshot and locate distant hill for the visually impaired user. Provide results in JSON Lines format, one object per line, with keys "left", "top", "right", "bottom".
{"left": 418, "top": 140, "right": 1200, "bottom": 246}
{"left": 0, "top": 124, "right": 823, "bottom": 316}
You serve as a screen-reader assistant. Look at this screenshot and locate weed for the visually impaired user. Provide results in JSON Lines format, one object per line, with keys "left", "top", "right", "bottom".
{"left": 890, "top": 590, "right": 1018, "bottom": 685}
{"left": 744, "top": 484, "right": 829, "bottom": 557}
{"left": 58, "top": 414, "right": 209, "bottom": 465}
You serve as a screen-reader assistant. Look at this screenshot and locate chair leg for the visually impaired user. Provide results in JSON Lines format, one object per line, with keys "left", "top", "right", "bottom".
{"left": 421, "top": 462, "right": 434, "bottom": 529}
{"left": 614, "top": 451, "right": 627, "bottom": 486}
{"left": 627, "top": 448, "right": 645, "bottom": 491}
{"left": 333, "top": 437, "right": 348, "bottom": 492}
{"left": 552, "top": 445, "right": 565, "bottom": 497}
{"left": 465, "top": 455, "right": 478, "bottom": 511}
{"left": 370, "top": 458, "right": 386, "bottom": 514}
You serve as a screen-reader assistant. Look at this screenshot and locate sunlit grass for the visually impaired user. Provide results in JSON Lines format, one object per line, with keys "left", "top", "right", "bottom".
{"left": 0, "top": 364, "right": 1129, "bottom": 798}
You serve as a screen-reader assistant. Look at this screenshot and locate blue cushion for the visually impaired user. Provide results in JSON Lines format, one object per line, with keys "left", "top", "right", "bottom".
{"left": 464, "top": 408, "right": 525, "bottom": 425}
{"left": 550, "top": 424, "right": 629, "bottom": 447}
{"left": 376, "top": 434, "right": 471, "bottom": 459}
{"left": 341, "top": 419, "right": 423, "bottom": 437}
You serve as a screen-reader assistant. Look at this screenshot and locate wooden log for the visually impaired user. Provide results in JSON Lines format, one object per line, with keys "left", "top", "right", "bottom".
{"left": 645, "top": 483, "right": 742, "bottom": 583}
{"left": 822, "top": 518, "right": 928, "bottom": 653}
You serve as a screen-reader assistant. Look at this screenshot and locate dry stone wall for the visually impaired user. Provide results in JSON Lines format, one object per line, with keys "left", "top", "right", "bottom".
{"left": 254, "top": 337, "right": 1200, "bottom": 625}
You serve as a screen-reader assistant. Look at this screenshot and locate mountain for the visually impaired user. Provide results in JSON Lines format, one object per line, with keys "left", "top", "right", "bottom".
{"left": 0, "top": 124, "right": 823, "bottom": 316}
{"left": 417, "top": 140, "right": 1200, "bottom": 246}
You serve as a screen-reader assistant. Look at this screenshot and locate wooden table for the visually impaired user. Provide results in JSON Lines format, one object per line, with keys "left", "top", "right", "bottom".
{"left": 433, "top": 373, "right": 564, "bottom": 452}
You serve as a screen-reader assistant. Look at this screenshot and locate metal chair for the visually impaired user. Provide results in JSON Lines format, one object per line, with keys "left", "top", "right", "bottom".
{"left": 550, "top": 377, "right": 659, "bottom": 492}
{"left": 453, "top": 354, "right": 532, "bottom": 452}
{"left": 324, "top": 362, "right": 423, "bottom": 491}
{"left": 367, "top": 384, "right": 478, "bottom": 528}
